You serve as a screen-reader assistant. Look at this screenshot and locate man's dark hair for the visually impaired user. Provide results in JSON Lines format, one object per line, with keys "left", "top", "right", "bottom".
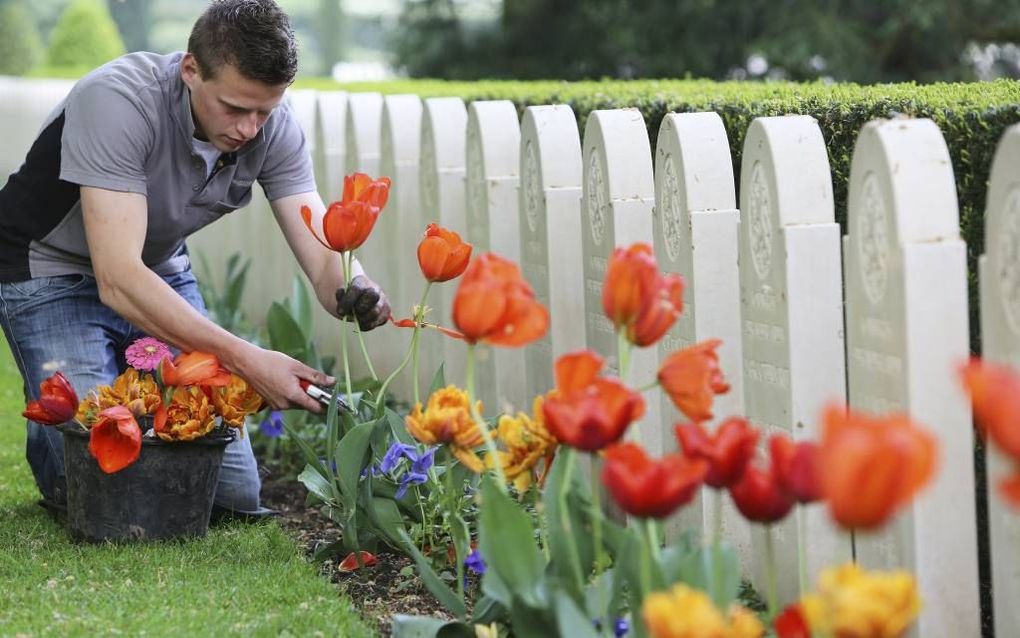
{"left": 188, "top": 0, "right": 298, "bottom": 86}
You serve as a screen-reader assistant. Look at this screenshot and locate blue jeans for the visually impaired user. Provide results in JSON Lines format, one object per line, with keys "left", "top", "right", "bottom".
{"left": 0, "top": 270, "right": 263, "bottom": 513}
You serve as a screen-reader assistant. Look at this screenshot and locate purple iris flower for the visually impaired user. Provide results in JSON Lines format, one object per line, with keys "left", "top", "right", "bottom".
{"left": 258, "top": 411, "right": 285, "bottom": 438}
{"left": 380, "top": 442, "right": 416, "bottom": 474}
{"left": 410, "top": 447, "right": 437, "bottom": 475}
{"left": 464, "top": 548, "right": 486, "bottom": 574}
{"left": 614, "top": 618, "right": 629, "bottom": 637}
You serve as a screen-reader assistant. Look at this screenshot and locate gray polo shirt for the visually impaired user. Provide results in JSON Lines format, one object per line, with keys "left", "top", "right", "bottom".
{"left": 0, "top": 51, "right": 316, "bottom": 283}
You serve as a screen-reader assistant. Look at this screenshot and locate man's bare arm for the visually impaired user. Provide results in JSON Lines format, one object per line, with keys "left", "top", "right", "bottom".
{"left": 81, "top": 186, "right": 328, "bottom": 411}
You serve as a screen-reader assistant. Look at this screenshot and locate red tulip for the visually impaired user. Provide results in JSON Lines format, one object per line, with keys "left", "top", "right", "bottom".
{"left": 159, "top": 352, "right": 231, "bottom": 387}
{"left": 770, "top": 434, "right": 822, "bottom": 504}
{"left": 338, "top": 551, "right": 378, "bottom": 572}
{"left": 602, "top": 243, "right": 683, "bottom": 347}
{"left": 818, "top": 403, "right": 938, "bottom": 531}
{"left": 418, "top": 223, "right": 473, "bottom": 282}
{"left": 602, "top": 442, "right": 707, "bottom": 518}
{"left": 23, "top": 371, "right": 78, "bottom": 425}
{"left": 774, "top": 604, "right": 811, "bottom": 638}
{"left": 542, "top": 350, "right": 645, "bottom": 451}
{"left": 301, "top": 173, "right": 391, "bottom": 253}
{"left": 960, "top": 358, "right": 1020, "bottom": 460}
{"left": 88, "top": 406, "right": 142, "bottom": 473}
{"left": 675, "top": 417, "right": 759, "bottom": 489}
{"left": 728, "top": 459, "right": 795, "bottom": 524}
{"left": 658, "top": 339, "right": 730, "bottom": 422}
{"left": 452, "top": 253, "right": 549, "bottom": 347}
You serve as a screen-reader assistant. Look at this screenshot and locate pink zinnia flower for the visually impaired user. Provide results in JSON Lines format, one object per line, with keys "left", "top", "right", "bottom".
{"left": 125, "top": 337, "right": 172, "bottom": 372}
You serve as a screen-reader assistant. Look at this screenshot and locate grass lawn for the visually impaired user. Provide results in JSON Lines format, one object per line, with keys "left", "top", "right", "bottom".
{"left": 0, "top": 340, "right": 375, "bottom": 637}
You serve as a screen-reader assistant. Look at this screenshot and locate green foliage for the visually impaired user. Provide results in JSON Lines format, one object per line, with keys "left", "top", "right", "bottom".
{"left": 46, "top": 0, "right": 126, "bottom": 70}
{"left": 393, "top": 0, "right": 1020, "bottom": 82}
{"left": 293, "top": 75, "right": 1020, "bottom": 348}
{"left": 0, "top": 0, "right": 43, "bottom": 76}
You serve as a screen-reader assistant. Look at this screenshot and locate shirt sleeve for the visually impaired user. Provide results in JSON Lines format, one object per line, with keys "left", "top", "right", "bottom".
{"left": 59, "top": 76, "right": 154, "bottom": 195}
{"left": 258, "top": 101, "right": 318, "bottom": 202}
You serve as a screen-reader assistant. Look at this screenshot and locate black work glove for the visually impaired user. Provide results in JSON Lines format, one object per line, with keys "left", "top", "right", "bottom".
{"left": 335, "top": 275, "right": 391, "bottom": 331}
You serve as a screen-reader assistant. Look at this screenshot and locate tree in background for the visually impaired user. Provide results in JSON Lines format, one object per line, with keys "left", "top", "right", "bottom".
{"left": 106, "top": 0, "right": 151, "bottom": 52}
{"left": 0, "top": 0, "right": 44, "bottom": 76}
{"left": 395, "top": 0, "right": 1020, "bottom": 82}
{"left": 318, "top": 0, "right": 345, "bottom": 77}
{"left": 47, "top": 0, "right": 126, "bottom": 69}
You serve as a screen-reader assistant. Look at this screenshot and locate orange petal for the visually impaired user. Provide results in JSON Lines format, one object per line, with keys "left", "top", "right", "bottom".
{"left": 554, "top": 350, "right": 604, "bottom": 393}
{"left": 338, "top": 551, "right": 378, "bottom": 572}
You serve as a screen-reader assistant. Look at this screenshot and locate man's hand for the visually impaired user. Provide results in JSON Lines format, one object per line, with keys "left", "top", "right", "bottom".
{"left": 236, "top": 347, "right": 336, "bottom": 412}
{"left": 336, "top": 275, "right": 391, "bottom": 330}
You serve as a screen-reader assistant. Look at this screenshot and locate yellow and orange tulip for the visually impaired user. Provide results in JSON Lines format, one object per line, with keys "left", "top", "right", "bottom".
{"left": 405, "top": 386, "right": 485, "bottom": 472}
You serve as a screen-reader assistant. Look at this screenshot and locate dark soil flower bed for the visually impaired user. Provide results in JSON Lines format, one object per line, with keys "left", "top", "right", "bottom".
{"left": 261, "top": 474, "right": 461, "bottom": 636}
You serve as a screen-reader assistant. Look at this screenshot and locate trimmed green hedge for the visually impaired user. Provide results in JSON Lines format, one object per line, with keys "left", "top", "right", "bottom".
{"left": 296, "top": 77, "right": 1020, "bottom": 349}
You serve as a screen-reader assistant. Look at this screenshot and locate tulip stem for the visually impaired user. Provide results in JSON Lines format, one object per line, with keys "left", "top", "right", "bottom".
{"left": 558, "top": 449, "right": 587, "bottom": 595}
{"left": 765, "top": 524, "right": 778, "bottom": 620}
{"left": 713, "top": 489, "right": 724, "bottom": 546}
{"left": 465, "top": 344, "right": 507, "bottom": 492}
{"left": 411, "top": 284, "right": 431, "bottom": 407}
{"left": 617, "top": 332, "right": 631, "bottom": 380}
{"left": 644, "top": 517, "right": 661, "bottom": 563}
{"left": 342, "top": 251, "right": 378, "bottom": 382}
{"left": 636, "top": 379, "right": 660, "bottom": 393}
{"left": 590, "top": 458, "right": 609, "bottom": 575}
{"left": 338, "top": 253, "right": 354, "bottom": 405}
{"left": 375, "top": 285, "right": 431, "bottom": 417}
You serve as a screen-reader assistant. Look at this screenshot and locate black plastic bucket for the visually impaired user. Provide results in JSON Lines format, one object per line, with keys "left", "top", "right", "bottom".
{"left": 61, "top": 424, "right": 233, "bottom": 542}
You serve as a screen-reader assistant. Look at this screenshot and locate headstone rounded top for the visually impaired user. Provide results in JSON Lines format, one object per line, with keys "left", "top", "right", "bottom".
{"left": 850, "top": 118, "right": 959, "bottom": 246}
{"left": 984, "top": 124, "right": 1020, "bottom": 337}
{"left": 422, "top": 97, "right": 468, "bottom": 169}
{"left": 656, "top": 112, "right": 735, "bottom": 214}
{"left": 286, "top": 88, "right": 319, "bottom": 150}
{"left": 740, "top": 115, "right": 833, "bottom": 228}
{"left": 467, "top": 100, "right": 520, "bottom": 179}
{"left": 583, "top": 108, "right": 654, "bottom": 201}
{"left": 381, "top": 94, "right": 423, "bottom": 164}
{"left": 315, "top": 90, "right": 347, "bottom": 154}
{"left": 520, "top": 105, "right": 582, "bottom": 190}
{"left": 345, "top": 92, "right": 383, "bottom": 160}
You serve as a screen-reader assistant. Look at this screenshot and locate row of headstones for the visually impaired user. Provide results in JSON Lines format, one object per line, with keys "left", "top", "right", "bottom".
{"left": 285, "top": 88, "right": 1020, "bottom": 638}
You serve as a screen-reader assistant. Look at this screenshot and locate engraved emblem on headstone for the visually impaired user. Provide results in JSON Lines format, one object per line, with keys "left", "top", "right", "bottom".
{"left": 420, "top": 124, "right": 438, "bottom": 215}
{"left": 1000, "top": 185, "right": 1020, "bottom": 334}
{"left": 523, "top": 140, "right": 541, "bottom": 233}
{"left": 661, "top": 153, "right": 684, "bottom": 262}
{"left": 748, "top": 161, "right": 774, "bottom": 280}
{"left": 587, "top": 152, "right": 607, "bottom": 246}
{"left": 858, "top": 172, "right": 890, "bottom": 305}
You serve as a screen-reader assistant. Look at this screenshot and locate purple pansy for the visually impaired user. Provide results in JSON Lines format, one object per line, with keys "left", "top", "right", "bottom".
{"left": 258, "top": 410, "right": 285, "bottom": 438}
{"left": 464, "top": 548, "right": 486, "bottom": 574}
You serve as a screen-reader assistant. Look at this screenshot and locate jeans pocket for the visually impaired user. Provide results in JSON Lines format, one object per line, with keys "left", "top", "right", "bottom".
{"left": 1, "top": 274, "right": 91, "bottom": 316}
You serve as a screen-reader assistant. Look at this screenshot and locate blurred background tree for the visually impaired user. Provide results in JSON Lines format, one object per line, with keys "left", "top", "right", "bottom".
{"left": 1, "top": 0, "right": 1018, "bottom": 82}
{"left": 0, "top": 0, "right": 44, "bottom": 76}
{"left": 46, "top": 0, "right": 126, "bottom": 69}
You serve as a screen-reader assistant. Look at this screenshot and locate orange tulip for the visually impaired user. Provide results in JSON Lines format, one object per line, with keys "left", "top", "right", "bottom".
{"left": 301, "top": 173, "right": 391, "bottom": 253}
{"left": 818, "top": 403, "right": 938, "bottom": 530}
{"left": 729, "top": 458, "right": 795, "bottom": 524}
{"left": 88, "top": 405, "right": 142, "bottom": 473}
{"left": 452, "top": 253, "right": 549, "bottom": 347}
{"left": 602, "top": 243, "right": 683, "bottom": 347}
{"left": 23, "top": 371, "right": 79, "bottom": 425}
{"left": 770, "top": 434, "right": 822, "bottom": 504}
{"left": 658, "top": 339, "right": 730, "bottom": 422}
{"left": 960, "top": 358, "right": 1020, "bottom": 460}
{"left": 418, "top": 223, "right": 473, "bottom": 282}
{"left": 602, "top": 442, "right": 707, "bottom": 518}
{"left": 159, "top": 351, "right": 231, "bottom": 387}
{"left": 675, "top": 417, "right": 759, "bottom": 489}
{"left": 542, "top": 350, "right": 645, "bottom": 451}
{"left": 153, "top": 386, "right": 217, "bottom": 442}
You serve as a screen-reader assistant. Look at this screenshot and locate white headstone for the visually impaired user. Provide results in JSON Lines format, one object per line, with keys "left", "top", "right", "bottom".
{"left": 581, "top": 109, "right": 661, "bottom": 454}
{"left": 738, "top": 116, "right": 850, "bottom": 602}
{"left": 314, "top": 90, "right": 348, "bottom": 203}
{"left": 380, "top": 94, "right": 424, "bottom": 402}
{"left": 287, "top": 89, "right": 319, "bottom": 162}
{"left": 519, "top": 105, "right": 585, "bottom": 402}
{"left": 844, "top": 118, "right": 978, "bottom": 638}
{"left": 420, "top": 97, "right": 469, "bottom": 392}
{"left": 464, "top": 100, "right": 526, "bottom": 414}
{"left": 653, "top": 112, "right": 749, "bottom": 556}
{"left": 980, "top": 123, "right": 1020, "bottom": 638}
